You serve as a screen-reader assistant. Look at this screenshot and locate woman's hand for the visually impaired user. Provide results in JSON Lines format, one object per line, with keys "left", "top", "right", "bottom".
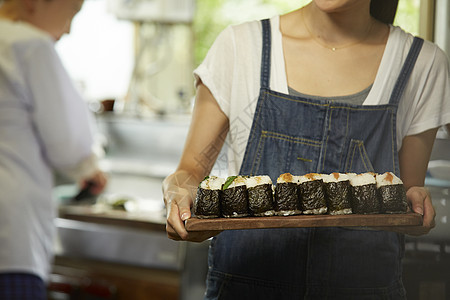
{"left": 163, "top": 171, "right": 222, "bottom": 242}
{"left": 163, "top": 171, "right": 196, "bottom": 240}
{"left": 371, "top": 186, "right": 436, "bottom": 236}
{"left": 402, "top": 186, "right": 436, "bottom": 236}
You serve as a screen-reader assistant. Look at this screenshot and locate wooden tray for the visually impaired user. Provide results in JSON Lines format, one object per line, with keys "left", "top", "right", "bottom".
{"left": 185, "top": 213, "right": 422, "bottom": 231}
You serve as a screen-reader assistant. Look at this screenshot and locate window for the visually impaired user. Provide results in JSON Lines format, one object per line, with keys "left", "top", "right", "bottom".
{"left": 56, "top": 0, "right": 134, "bottom": 101}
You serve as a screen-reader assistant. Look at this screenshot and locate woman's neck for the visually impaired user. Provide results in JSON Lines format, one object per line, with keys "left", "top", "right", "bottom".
{"left": 279, "top": 2, "right": 390, "bottom": 97}
{"left": 306, "top": 2, "right": 373, "bottom": 47}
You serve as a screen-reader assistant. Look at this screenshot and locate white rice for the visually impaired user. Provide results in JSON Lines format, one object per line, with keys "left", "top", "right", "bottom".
{"left": 329, "top": 208, "right": 353, "bottom": 215}
{"left": 255, "top": 210, "right": 276, "bottom": 217}
{"left": 200, "top": 176, "right": 225, "bottom": 190}
{"left": 246, "top": 175, "right": 272, "bottom": 188}
{"left": 349, "top": 173, "right": 376, "bottom": 187}
{"left": 376, "top": 172, "right": 403, "bottom": 187}
{"left": 276, "top": 209, "right": 302, "bottom": 216}
{"left": 303, "top": 207, "right": 328, "bottom": 215}
{"left": 322, "top": 173, "right": 350, "bottom": 183}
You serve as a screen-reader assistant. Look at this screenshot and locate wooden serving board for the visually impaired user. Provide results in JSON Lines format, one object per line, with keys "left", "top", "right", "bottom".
{"left": 185, "top": 213, "right": 422, "bottom": 231}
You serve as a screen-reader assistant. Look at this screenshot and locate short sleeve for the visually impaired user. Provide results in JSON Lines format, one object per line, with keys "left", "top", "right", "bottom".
{"left": 193, "top": 26, "right": 237, "bottom": 117}
{"left": 407, "top": 45, "right": 450, "bottom": 136}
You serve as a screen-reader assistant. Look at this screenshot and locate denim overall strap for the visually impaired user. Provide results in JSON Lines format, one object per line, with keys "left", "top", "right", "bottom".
{"left": 260, "top": 19, "right": 271, "bottom": 89}
{"left": 389, "top": 37, "right": 424, "bottom": 105}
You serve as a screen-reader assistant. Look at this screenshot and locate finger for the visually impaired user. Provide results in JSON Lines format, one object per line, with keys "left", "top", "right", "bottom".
{"left": 407, "top": 187, "right": 436, "bottom": 231}
{"left": 422, "top": 197, "right": 436, "bottom": 229}
{"left": 178, "top": 198, "right": 192, "bottom": 221}
{"left": 166, "top": 201, "right": 189, "bottom": 240}
{"left": 166, "top": 222, "right": 183, "bottom": 241}
{"left": 406, "top": 188, "right": 426, "bottom": 216}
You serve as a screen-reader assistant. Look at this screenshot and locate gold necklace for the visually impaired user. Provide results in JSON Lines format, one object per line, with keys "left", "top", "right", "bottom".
{"left": 302, "top": 10, "right": 374, "bottom": 52}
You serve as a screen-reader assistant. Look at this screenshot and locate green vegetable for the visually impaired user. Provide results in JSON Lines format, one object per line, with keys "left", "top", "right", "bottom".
{"left": 111, "top": 199, "right": 128, "bottom": 210}
{"left": 222, "top": 176, "right": 238, "bottom": 190}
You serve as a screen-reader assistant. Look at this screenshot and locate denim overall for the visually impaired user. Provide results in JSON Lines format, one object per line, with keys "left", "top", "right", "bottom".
{"left": 205, "top": 19, "right": 423, "bottom": 299}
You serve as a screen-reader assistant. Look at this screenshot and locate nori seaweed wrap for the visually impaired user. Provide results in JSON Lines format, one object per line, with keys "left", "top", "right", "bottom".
{"left": 297, "top": 173, "right": 328, "bottom": 215}
{"left": 376, "top": 172, "right": 408, "bottom": 213}
{"left": 349, "top": 173, "right": 381, "bottom": 214}
{"left": 193, "top": 176, "right": 224, "bottom": 218}
{"left": 274, "top": 173, "right": 301, "bottom": 216}
{"left": 221, "top": 176, "right": 249, "bottom": 217}
{"left": 246, "top": 175, "right": 275, "bottom": 216}
{"left": 322, "top": 173, "right": 353, "bottom": 215}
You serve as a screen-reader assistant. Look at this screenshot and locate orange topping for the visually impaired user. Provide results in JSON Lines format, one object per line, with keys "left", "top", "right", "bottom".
{"left": 280, "top": 173, "right": 293, "bottom": 181}
{"left": 305, "top": 173, "right": 319, "bottom": 180}
{"left": 385, "top": 172, "right": 393, "bottom": 183}
{"left": 332, "top": 173, "right": 340, "bottom": 180}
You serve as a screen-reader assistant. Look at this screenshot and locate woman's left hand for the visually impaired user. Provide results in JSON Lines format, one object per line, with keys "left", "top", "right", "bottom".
{"left": 377, "top": 186, "right": 436, "bottom": 236}
{"left": 403, "top": 186, "right": 436, "bottom": 236}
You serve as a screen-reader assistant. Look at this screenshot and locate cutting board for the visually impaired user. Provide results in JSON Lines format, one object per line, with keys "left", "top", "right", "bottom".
{"left": 185, "top": 212, "right": 422, "bottom": 231}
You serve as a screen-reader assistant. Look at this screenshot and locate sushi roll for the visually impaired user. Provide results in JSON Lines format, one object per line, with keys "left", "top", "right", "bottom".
{"left": 193, "top": 176, "right": 225, "bottom": 218}
{"left": 349, "top": 173, "right": 380, "bottom": 214}
{"left": 246, "top": 175, "right": 275, "bottom": 216}
{"left": 297, "top": 173, "right": 328, "bottom": 215}
{"left": 322, "top": 173, "right": 353, "bottom": 215}
{"left": 376, "top": 172, "right": 408, "bottom": 213}
{"left": 274, "top": 173, "right": 301, "bottom": 216}
{"left": 221, "top": 176, "right": 249, "bottom": 217}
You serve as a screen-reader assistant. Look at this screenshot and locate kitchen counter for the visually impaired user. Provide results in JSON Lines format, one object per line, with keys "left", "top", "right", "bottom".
{"left": 58, "top": 203, "right": 166, "bottom": 233}
{"left": 54, "top": 203, "right": 209, "bottom": 300}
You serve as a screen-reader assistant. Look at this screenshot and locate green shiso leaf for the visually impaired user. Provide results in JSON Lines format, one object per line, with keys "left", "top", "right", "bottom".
{"left": 223, "top": 176, "right": 238, "bottom": 190}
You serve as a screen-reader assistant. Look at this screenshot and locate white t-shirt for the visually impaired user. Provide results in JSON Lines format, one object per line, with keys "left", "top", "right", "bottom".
{"left": 0, "top": 20, "right": 99, "bottom": 281}
{"left": 194, "top": 15, "right": 450, "bottom": 176}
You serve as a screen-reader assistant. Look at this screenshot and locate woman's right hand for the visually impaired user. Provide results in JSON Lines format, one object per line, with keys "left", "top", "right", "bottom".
{"left": 163, "top": 171, "right": 196, "bottom": 240}
{"left": 163, "top": 170, "right": 222, "bottom": 242}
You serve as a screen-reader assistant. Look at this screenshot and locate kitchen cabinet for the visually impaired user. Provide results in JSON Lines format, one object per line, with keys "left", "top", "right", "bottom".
{"left": 50, "top": 255, "right": 180, "bottom": 300}
{"left": 51, "top": 205, "right": 181, "bottom": 299}
{"left": 51, "top": 204, "right": 209, "bottom": 300}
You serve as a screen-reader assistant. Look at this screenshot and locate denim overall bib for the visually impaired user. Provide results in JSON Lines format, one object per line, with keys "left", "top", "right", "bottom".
{"left": 205, "top": 19, "right": 423, "bottom": 300}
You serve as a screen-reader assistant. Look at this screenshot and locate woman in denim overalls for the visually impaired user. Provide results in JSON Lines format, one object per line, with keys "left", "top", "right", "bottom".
{"left": 164, "top": 1, "right": 440, "bottom": 299}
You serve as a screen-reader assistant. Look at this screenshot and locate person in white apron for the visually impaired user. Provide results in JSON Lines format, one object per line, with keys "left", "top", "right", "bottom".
{"left": 0, "top": 1, "right": 107, "bottom": 299}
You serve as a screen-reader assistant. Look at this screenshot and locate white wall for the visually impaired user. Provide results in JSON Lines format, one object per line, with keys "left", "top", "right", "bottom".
{"left": 56, "top": 0, "right": 134, "bottom": 102}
